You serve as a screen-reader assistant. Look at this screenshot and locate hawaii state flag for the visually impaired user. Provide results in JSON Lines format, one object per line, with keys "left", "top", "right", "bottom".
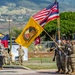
{"left": 33, "top": 2, "right": 59, "bottom": 27}
{"left": 1, "top": 34, "right": 9, "bottom": 48}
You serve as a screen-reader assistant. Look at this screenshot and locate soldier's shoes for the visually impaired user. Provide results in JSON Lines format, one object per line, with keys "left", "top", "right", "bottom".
{"left": 55, "top": 71, "right": 60, "bottom": 73}
{"left": 55, "top": 70, "right": 63, "bottom": 74}
{"left": 70, "top": 71, "right": 75, "bottom": 74}
{"left": 66, "top": 71, "right": 71, "bottom": 74}
{"left": 59, "top": 70, "right": 64, "bottom": 74}
{"left": 60, "top": 72, "right": 64, "bottom": 74}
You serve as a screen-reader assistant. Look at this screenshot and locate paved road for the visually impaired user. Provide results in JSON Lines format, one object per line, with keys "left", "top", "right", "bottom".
{"left": 0, "top": 66, "right": 73, "bottom": 75}
{"left": 0, "top": 69, "right": 71, "bottom": 75}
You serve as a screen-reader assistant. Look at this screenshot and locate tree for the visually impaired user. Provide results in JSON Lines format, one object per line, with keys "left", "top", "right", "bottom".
{"left": 12, "top": 27, "right": 23, "bottom": 38}
{"left": 41, "top": 12, "right": 75, "bottom": 40}
{"left": 12, "top": 12, "right": 75, "bottom": 41}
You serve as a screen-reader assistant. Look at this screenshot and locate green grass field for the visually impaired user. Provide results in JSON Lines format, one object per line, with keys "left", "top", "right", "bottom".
{"left": 23, "top": 57, "right": 57, "bottom": 70}
{"left": 4, "top": 53, "right": 57, "bottom": 70}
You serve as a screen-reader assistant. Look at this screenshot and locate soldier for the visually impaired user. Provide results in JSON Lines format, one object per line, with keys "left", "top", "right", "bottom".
{"left": 53, "top": 43, "right": 63, "bottom": 73}
{"left": 0, "top": 39, "right": 5, "bottom": 69}
{"left": 65, "top": 40, "right": 74, "bottom": 74}
{"left": 8, "top": 51, "right": 13, "bottom": 65}
{"left": 3, "top": 50, "right": 9, "bottom": 65}
{"left": 61, "top": 39, "right": 67, "bottom": 74}
{"left": 70, "top": 41, "right": 75, "bottom": 74}
{"left": 17, "top": 45, "right": 25, "bottom": 65}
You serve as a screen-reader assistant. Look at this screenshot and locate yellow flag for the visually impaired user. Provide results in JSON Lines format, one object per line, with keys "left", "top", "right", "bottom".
{"left": 15, "top": 17, "right": 44, "bottom": 47}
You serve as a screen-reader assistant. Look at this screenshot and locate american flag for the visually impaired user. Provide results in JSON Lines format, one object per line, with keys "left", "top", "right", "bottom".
{"left": 32, "top": 2, "right": 59, "bottom": 27}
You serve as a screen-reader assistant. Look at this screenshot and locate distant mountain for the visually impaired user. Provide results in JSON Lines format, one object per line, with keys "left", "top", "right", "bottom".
{"left": 0, "top": 0, "right": 75, "bottom": 34}
{"left": 0, "top": 0, "right": 75, "bottom": 15}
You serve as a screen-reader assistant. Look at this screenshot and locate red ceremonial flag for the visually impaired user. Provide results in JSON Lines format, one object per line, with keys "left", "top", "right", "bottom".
{"left": 34, "top": 36, "right": 40, "bottom": 45}
{"left": 1, "top": 34, "right": 9, "bottom": 48}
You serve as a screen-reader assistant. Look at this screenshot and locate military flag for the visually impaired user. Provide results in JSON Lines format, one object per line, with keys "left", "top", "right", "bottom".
{"left": 15, "top": 17, "right": 44, "bottom": 48}
{"left": 34, "top": 36, "right": 40, "bottom": 45}
{"left": 1, "top": 34, "right": 9, "bottom": 48}
{"left": 33, "top": 2, "right": 59, "bottom": 27}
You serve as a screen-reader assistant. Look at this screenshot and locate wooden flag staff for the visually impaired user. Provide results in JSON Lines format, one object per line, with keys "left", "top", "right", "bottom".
{"left": 55, "top": 0, "right": 61, "bottom": 45}
{"left": 43, "top": 27, "right": 64, "bottom": 53}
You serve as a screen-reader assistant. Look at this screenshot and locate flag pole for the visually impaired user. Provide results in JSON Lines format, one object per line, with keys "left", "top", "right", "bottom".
{"left": 57, "top": 18, "right": 61, "bottom": 44}
{"left": 7, "top": 17, "right": 12, "bottom": 51}
{"left": 43, "top": 28, "right": 64, "bottom": 53}
{"left": 55, "top": 0, "right": 61, "bottom": 45}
